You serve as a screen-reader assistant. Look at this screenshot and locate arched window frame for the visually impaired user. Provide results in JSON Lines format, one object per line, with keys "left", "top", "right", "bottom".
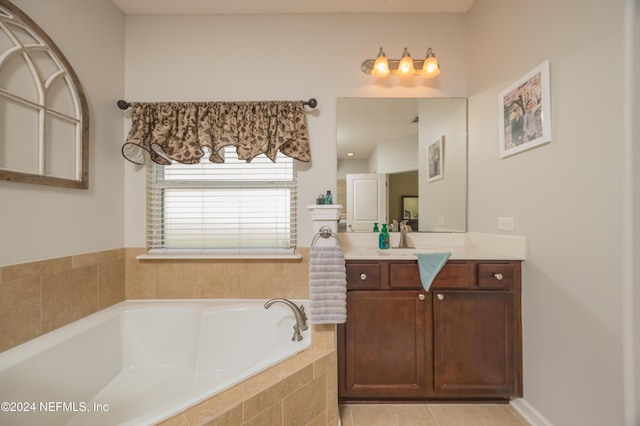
{"left": 0, "top": 0, "right": 89, "bottom": 189}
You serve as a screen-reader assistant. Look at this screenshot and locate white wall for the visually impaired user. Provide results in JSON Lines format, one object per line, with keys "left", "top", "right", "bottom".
{"left": 122, "top": 13, "right": 468, "bottom": 247}
{"left": 370, "top": 135, "right": 418, "bottom": 174}
{"left": 418, "top": 98, "right": 467, "bottom": 231}
{"left": 0, "top": 0, "right": 125, "bottom": 266}
{"left": 468, "top": 1, "right": 630, "bottom": 424}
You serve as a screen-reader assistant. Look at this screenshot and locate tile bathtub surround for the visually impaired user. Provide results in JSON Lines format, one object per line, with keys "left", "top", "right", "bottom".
{"left": 0, "top": 249, "right": 126, "bottom": 352}
{"left": 125, "top": 247, "right": 311, "bottom": 300}
{"left": 158, "top": 349, "right": 339, "bottom": 426}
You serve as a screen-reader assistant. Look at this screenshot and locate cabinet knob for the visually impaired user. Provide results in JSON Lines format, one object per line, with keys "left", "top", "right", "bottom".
{"left": 436, "top": 293, "right": 444, "bottom": 301}
{"left": 360, "top": 273, "right": 367, "bottom": 281}
{"left": 418, "top": 293, "right": 426, "bottom": 301}
{"left": 494, "top": 273, "right": 504, "bottom": 280}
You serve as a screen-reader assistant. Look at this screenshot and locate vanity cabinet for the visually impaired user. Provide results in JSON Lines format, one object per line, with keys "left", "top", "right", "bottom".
{"left": 338, "top": 259, "right": 522, "bottom": 402}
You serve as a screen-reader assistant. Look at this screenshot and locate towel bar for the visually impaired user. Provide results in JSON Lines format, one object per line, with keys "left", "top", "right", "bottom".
{"left": 311, "top": 226, "right": 342, "bottom": 247}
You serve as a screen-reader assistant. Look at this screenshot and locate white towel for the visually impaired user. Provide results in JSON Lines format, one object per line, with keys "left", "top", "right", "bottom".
{"left": 309, "top": 245, "right": 347, "bottom": 324}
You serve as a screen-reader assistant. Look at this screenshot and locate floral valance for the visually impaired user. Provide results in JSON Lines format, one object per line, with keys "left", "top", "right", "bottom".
{"left": 121, "top": 101, "right": 311, "bottom": 165}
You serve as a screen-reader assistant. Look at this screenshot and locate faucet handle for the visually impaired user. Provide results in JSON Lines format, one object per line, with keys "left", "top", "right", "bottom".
{"left": 299, "top": 304, "right": 308, "bottom": 321}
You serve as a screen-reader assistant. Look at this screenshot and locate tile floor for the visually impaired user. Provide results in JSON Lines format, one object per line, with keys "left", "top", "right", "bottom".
{"left": 339, "top": 403, "right": 531, "bottom": 426}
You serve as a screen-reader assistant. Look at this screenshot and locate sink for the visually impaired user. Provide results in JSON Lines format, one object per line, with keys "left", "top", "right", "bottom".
{"left": 377, "top": 248, "right": 419, "bottom": 256}
{"left": 377, "top": 247, "right": 453, "bottom": 256}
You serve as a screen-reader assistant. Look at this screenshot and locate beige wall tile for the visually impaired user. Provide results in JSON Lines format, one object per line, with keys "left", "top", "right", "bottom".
{"left": 155, "top": 261, "right": 206, "bottom": 298}
{"left": 310, "top": 324, "right": 336, "bottom": 350}
{"left": 201, "top": 262, "right": 242, "bottom": 299}
{"left": 323, "top": 354, "right": 339, "bottom": 423}
{"left": 282, "top": 375, "right": 327, "bottom": 426}
{"left": 97, "top": 258, "right": 126, "bottom": 309}
{"left": 243, "top": 369, "right": 310, "bottom": 421}
{"left": 2, "top": 257, "right": 72, "bottom": 283}
{"left": 41, "top": 265, "right": 98, "bottom": 333}
{"left": 243, "top": 401, "right": 282, "bottom": 426}
{"left": 0, "top": 277, "right": 41, "bottom": 351}
{"left": 306, "top": 411, "right": 328, "bottom": 426}
{"left": 125, "top": 249, "right": 156, "bottom": 299}
{"left": 125, "top": 248, "right": 311, "bottom": 301}
{"left": 184, "top": 402, "right": 242, "bottom": 426}
{"left": 98, "top": 248, "right": 124, "bottom": 264}
{"left": 72, "top": 252, "right": 99, "bottom": 268}
{"left": 156, "top": 414, "right": 188, "bottom": 426}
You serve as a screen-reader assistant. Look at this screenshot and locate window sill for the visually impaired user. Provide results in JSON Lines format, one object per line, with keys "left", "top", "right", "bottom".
{"left": 136, "top": 250, "right": 303, "bottom": 260}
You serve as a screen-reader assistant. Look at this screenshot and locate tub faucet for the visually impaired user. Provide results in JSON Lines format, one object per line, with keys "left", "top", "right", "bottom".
{"left": 397, "top": 220, "right": 412, "bottom": 248}
{"left": 264, "top": 298, "right": 308, "bottom": 342}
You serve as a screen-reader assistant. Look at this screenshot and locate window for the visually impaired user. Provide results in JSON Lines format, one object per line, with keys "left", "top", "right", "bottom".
{"left": 147, "top": 147, "right": 297, "bottom": 256}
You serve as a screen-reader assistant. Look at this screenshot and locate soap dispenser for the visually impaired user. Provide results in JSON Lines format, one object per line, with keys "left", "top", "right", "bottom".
{"left": 378, "top": 224, "right": 390, "bottom": 250}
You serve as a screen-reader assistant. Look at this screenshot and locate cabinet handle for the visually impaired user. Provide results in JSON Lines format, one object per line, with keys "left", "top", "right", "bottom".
{"left": 360, "top": 273, "right": 367, "bottom": 281}
{"left": 494, "top": 273, "right": 504, "bottom": 280}
{"left": 418, "top": 294, "right": 425, "bottom": 301}
{"left": 436, "top": 293, "right": 444, "bottom": 301}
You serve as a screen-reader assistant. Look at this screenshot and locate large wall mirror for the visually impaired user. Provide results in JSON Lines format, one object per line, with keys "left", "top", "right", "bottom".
{"left": 336, "top": 98, "right": 467, "bottom": 233}
{"left": 0, "top": 0, "right": 89, "bottom": 189}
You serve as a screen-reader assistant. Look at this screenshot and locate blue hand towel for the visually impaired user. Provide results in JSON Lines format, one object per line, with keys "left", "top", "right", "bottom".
{"left": 415, "top": 252, "right": 451, "bottom": 291}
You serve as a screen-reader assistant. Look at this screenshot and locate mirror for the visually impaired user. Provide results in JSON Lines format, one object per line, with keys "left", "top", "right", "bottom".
{"left": 336, "top": 98, "right": 467, "bottom": 232}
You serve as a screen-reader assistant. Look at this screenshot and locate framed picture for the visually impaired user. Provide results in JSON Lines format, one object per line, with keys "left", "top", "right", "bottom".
{"left": 427, "top": 136, "right": 444, "bottom": 182}
{"left": 498, "top": 60, "right": 551, "bottom": 158}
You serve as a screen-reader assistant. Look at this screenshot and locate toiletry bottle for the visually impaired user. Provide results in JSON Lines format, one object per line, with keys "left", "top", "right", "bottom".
{"left": 316, "top": 194, "right": 325, "bottom": 204}
{"left": 372, "top": 222, "right": 379, "bottom": 232}
{"left": 378, "top": 224, "right": 390, "bottom": 249}
{"left": 325, "top": 190, "right": 332, "bottom": 204}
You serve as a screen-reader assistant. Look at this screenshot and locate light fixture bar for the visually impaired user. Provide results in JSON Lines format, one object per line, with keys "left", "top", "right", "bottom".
{"left": 361, "top": 47, "right": 440, "bottom": 78}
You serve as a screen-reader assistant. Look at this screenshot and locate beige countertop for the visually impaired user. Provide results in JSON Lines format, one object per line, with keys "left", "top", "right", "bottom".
{"left": 334, "top": 232, "right": 526, "bottom": 261}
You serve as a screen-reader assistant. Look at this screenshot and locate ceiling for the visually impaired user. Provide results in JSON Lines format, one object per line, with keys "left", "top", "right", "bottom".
{"left": 111, "top": 0, "right": 476, "bottom": 15}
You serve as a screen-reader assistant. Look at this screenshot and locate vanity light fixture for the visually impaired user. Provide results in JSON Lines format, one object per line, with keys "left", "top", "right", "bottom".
{"left": 361, "top": 47, "right": 440, "bottom": 79}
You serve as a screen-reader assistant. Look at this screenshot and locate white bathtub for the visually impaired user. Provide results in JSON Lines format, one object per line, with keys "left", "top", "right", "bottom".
{"left": 0, "top": 299, "right": 311, "bottom": 426}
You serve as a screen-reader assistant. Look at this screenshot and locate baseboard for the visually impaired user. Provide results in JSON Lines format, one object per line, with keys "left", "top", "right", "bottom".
{"left": 510, "top": 398, "right": 554, "bottom": 426}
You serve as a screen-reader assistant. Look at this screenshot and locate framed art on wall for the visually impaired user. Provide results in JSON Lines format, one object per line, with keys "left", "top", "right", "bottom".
{"left": 498, "top": 61, "right": 551, "bottom": 158}
{"left": 427, "top": 136, "right": 444, "bottom": 182}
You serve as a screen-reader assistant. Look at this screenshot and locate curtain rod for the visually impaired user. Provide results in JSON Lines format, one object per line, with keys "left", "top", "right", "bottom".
{"left": 116, "top": 98, "right": 318, "bottom": 110}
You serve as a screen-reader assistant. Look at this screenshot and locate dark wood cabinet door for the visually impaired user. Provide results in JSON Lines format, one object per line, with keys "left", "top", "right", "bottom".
{"left": 340, "top": 290, "right": 433, "bottom": 399}
{"left": 433, "top": 291, "right": 520, "bottom": 398}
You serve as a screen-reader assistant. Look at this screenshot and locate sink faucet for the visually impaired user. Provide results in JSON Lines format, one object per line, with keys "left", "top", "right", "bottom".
{"left": 397, "top": 220, "right": 412, "bottom": 248}
{"left": 264, "top": 298, "right": 308, "bottom": 341}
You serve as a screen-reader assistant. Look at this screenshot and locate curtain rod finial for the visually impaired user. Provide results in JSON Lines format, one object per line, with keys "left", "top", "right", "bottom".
{"left": 117, "top": 100, "right": 130, "bottom": 110}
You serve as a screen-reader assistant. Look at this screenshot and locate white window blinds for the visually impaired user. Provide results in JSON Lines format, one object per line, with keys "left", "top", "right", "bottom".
{"left": 147, "top": 147, "right": 297, "bottom": 255}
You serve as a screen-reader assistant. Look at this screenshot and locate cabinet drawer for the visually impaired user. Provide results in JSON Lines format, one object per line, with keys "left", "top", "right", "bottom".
{"left": 389, "top": 262, "right": 471, "bottom": 290}
{"left": 478, "top": 263, "right": 515, "bottom": 289}
{"left": 346, "top": 263, "right": 381, "bottom": 290}
{"left": 431, "top": 263, "right": 471, "bottom": 289}
{"left": 389, "top": 263, "right": 421, "bottom": 289}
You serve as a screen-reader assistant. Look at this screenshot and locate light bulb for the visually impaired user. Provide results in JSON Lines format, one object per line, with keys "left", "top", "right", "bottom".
{"left": 420, "top": 48, "right": 440, "bottom": 78}
{"left": 397, "top": 48, "right": 415, "bottom": 77}
{"left": 371, "top": 47, "right": 390, "bottom": 78}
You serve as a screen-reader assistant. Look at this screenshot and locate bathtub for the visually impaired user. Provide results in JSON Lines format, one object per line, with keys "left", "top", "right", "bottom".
{"left": 0, "top": 299, "right": 311, "bottom": 426}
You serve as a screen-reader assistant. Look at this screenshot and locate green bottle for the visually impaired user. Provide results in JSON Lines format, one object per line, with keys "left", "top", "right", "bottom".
{"left": 378, "top": 224, "right": 390, "bottom": 249}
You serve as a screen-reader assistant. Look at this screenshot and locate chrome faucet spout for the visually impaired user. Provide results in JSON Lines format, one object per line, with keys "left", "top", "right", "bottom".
{"left": 397, "top": 220, "right": 412, "bottom": 248}
{"left": 264, "top": 298, "right": 309, "bottom": 341}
